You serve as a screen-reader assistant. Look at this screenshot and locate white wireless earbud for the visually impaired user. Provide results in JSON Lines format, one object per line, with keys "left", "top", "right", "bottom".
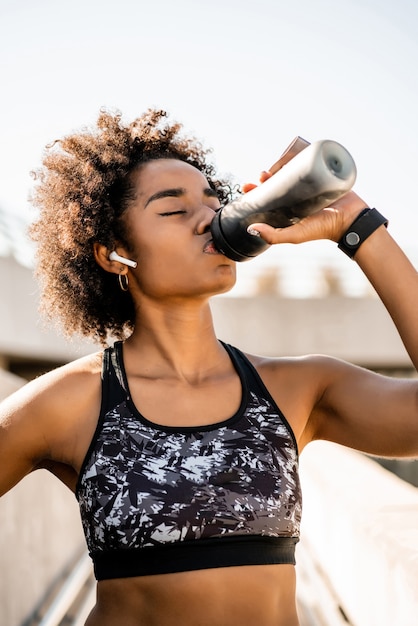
{"left": 109, "top": 251, "right": 138, "bottom": 268}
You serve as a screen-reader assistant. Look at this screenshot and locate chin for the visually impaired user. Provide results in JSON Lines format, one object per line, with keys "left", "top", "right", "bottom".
{"left": 213, "top": 274, "right": 237, "bottom": 295}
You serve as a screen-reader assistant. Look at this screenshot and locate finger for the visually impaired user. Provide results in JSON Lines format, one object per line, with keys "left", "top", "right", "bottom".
{"left": 247, "top": 216, "right": 326, "bottom": 246}
{"left": 259, "top": 170, "right": 273, "bottom": 183}
{"left": 242, "top": 171, "right": 273, "bottom": 194}
{"left": 246, "top": 223, "right": 285, "bottom": 244}
{"left": 241, "top": 182, "right": 258, "bottom": 193}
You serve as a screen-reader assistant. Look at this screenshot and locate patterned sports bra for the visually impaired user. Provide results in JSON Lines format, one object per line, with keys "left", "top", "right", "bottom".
{"left": 76, "top": 341, "right": 302, "bottom": 580}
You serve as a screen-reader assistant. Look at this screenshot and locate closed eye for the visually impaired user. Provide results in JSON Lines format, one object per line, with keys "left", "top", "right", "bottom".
{"left": 158, "top": 210, "right": 187, "bottom": 216}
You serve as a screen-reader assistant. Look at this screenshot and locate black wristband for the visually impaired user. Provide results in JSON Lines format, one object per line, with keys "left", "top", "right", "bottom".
{"left": 337, "top": 208, "right": 388, "bottom": 258}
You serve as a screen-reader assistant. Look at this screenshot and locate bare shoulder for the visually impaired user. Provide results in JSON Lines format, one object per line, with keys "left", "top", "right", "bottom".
{"left": 244, "top": 351, "right": 338, "bottom": 387}
{"left": 244, "top": 350, "right": 418, "bottom": 457}
{"left": 244, "top": 350, "right": 373, "bottom": 412}
{"left": 0, "top": 350, "right": 104, "bottom": 495}
{"left": 241, "top": 351, "right": 352, "bottom": 445}
{"left": 2, "top": 350, "right": 103, "bottom": 413}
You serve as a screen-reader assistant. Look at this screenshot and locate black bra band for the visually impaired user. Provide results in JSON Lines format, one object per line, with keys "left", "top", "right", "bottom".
{"left": 92, "top": 535, "right": 299, "bottom": 580}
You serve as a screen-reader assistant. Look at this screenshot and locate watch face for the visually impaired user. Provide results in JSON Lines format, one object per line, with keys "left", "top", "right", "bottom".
{"left": 345, "top": 232, "right": 361, "bottom": 246}
{"left": 338, "top": 208, "right": 388, "bottom": 257}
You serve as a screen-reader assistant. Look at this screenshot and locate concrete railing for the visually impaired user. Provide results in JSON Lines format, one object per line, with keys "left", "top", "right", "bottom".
{"left": 296, "top": 442, "right": 418, "bottom": 626}
{"left": 0, "top": 255, "right": 97, "bottom": 363}
{"left": 0, "top": 472, "right": 90, "bottom": 626}
{"left": 210, "top": 295, "right": 411, "bottom": 369}
{"left": 0, "top": 253, "right": 413, "bottom": 368}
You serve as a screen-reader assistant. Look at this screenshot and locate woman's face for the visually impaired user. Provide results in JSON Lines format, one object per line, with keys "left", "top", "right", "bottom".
{"left": 124, "top": 158, "right": 236, "bottom": 301}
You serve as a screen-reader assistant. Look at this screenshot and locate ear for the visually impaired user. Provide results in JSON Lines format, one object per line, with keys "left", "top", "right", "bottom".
{"left": 93, "top": 243, "right": 128, "bottom": 275}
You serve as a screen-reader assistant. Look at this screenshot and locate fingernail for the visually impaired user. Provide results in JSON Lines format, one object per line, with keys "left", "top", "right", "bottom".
{"left": 247, "top": 226, "right": 261, "bottom": 237}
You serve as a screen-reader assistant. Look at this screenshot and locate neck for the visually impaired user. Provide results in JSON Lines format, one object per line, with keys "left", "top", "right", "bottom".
{"left": 124, "top": 297, "right": 227, "bottom": 383}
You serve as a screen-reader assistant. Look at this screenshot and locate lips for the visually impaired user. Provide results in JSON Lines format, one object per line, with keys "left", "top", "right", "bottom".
{"left": 203, "top": 238, "right": 220, "bottom": 254}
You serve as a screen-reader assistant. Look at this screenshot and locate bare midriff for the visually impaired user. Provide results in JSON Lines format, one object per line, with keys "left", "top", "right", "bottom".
{"left": 85, "top": 563, "right": 299, "bottom": 626}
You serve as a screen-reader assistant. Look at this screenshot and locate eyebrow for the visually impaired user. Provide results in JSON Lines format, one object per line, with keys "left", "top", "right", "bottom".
{"left": 144, "top": 186, "right": 218, "bottom": 208}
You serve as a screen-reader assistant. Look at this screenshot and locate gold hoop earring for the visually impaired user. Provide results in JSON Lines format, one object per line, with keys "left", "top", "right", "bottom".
{"left": 118, "top": 273, "right": 129, "bottom": 292}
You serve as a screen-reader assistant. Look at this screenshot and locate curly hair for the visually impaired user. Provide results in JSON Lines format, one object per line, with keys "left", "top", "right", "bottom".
{"left": 29, "top": 108, "right": 235, "bottom": 345}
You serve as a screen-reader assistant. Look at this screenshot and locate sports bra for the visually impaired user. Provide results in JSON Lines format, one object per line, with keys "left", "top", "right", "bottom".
{"left": 76, "top": 341, "right": 302, "bottom": 580}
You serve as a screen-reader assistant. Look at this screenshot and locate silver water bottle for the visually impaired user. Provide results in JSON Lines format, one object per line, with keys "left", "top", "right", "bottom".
{"left": 210, "top": 137, "right": 357, "bottom": 261}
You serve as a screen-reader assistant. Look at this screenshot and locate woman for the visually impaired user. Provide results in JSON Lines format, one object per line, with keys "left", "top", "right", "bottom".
{"left": 1, "top": 109, "right": 417, "bottom": 626}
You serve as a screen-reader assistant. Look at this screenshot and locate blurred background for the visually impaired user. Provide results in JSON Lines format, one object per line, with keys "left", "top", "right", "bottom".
{"left": 1, "top": 1, "right": 418, "bottom": 624}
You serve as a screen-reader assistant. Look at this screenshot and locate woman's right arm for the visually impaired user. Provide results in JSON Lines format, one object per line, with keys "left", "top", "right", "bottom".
{"left": 0, "top": 377, "right": 56, "bottom": 496}
{"left": 0, "top": 353, "right": 102, "bottom": 497}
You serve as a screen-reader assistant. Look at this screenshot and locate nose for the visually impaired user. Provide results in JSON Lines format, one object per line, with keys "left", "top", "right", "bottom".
{"left": 195, "top": 205, "right": 219, "bottom": 236}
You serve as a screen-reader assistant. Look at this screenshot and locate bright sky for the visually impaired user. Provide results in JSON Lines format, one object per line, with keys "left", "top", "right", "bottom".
{"left": 1, "top": 0, "right": 418, "bottom": 291}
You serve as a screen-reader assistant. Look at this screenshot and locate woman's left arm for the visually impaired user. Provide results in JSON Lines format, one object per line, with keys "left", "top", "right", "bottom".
{"left": 354, "top": 221, "right": 418, "bottom": 368}
{"left": 250, "top": 192, "right": 418, "bottom": 457}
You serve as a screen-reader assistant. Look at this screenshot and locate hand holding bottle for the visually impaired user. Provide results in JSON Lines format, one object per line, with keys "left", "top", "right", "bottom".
{"left": 211, "top": 137, "right": 360, "bottom": 261}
